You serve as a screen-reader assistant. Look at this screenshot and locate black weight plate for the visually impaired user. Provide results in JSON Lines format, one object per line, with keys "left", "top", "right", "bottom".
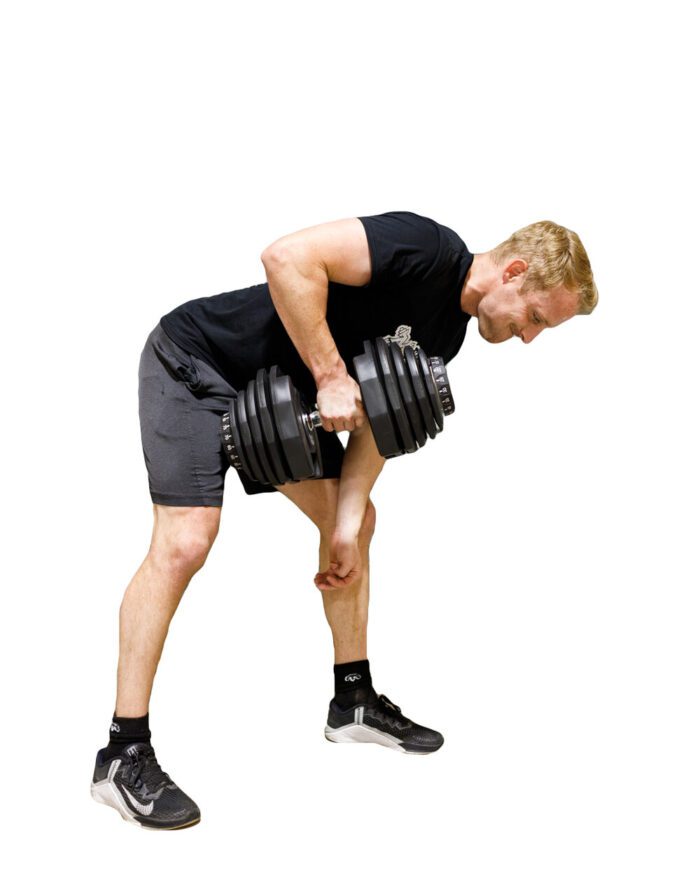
{"left": 236, "top": 389, "right": 267, "bottom": 483}
{"left": 225, "top": 397, "right": 251, "bottom": 474}
{"left": 230, "top": 395, "right": 254, "bottom": 479}
{"left": 288, "top": 380, "right": 318, "bottom": 479}
{"left": 291, "top": 384, "right": 320, "bottom": 477}
{"left": 255, "top": 369, "right": 292, "bottom": 484}
{"left": 429, "top": 355, "right": 455, "bottom": 418}
{"left": 221, "top": 405, "right": 243, "bottom": 470}
{"left": 404, "top": 347, "right": 438, "bottom": 439}
{"left": 375, "top": 338, "right": 415, "bottom": 453}
{"left": 301, "top": 394, "right": 323, "bottom": 479}
{"left": 416, "top": 348, "right": 444, "bottom": 431}
{"left": 268, "top": 368, "right": 305, "bottom": 480}
{"left": 353, "top": 340, "right": 402, "bottom": 458}
{"left": 269, "top": 368, "right": 314, "bottom": 481}
{"left": 245, "top": 380, "right": 277, "bottom": 485}
{"left": 389, "top": 342, "right": 427, "bottom": 449}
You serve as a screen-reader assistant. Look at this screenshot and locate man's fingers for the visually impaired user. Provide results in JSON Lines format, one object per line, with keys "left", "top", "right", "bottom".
{"left": 319, "top": 410, "right": 365, "bottom": 434}
{"left": 333, "top": 559, "right": 352, "bottom": 578}
{"left": 326, "top": 570, "right": 358, "bottom": 588}
{"left": 315, "top": 570, "right": 356, "bottom": 590}
{"left": 315, "top": 568, "right": 343, "bottom": 589}
{"left": 321, "top": 417, "right": 346, "bottom": 433}
{"left": 314, "top": 573, "right": 334, "bottom": 591}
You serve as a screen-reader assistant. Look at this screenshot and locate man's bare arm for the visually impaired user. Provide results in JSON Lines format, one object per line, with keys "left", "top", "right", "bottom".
{"left": 335, "top": 424, "right": 385, "bottom": 538}
{"left": 315, "top": 423, "right": 385, "bottom": 590}
{"left": 261, "top": 217, "right": 371, "bottom": 431}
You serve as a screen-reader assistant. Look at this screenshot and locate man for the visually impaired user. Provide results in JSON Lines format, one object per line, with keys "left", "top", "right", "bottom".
{"left": 91, "top": 211, "right": 597, "bottom": 829}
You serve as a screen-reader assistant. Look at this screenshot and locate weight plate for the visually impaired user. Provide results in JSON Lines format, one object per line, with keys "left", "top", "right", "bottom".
{"left": 404, "top": 347, "right": 438, "bottom": 439}
{"left": 389, "top": 342, "right": 427, "bottom": 449}
{"left": 375, "top": 338, "right": 416, "bottom": 453}
{"left": 221, "top": 406, "right": 244, "bottom": 470}
{"left": 303, "top": 399, "right": 323, "bottom": 480}
{"left": 429, "top": 355, "right": 455, "bottom": 417}
{"left": 353, "top": 340, "right": 402, "bottom": 458}
{"left": 235, "top": 390, "right": 267, "bottom": 482}
{"left": 269, "top": 367, "right": 314, "bottom": 481}
{"left": 291, "top": 382, "right": 320, "bottom": 478}
{"left": 416, "top": 348, "right": 444, "bottom": 431}
{"left": 256, "top": 369, "right": 292, "bottom": 484}
{"left": 225, "top": 397, "right": 252, "bottom": 474}
{"left": 245, "top": 380, "right": 277, "bottom": 485}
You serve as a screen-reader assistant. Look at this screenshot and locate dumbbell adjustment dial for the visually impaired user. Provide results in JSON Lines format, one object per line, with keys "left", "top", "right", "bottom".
{"left": 221, "top": 412, "right": 242, "bottom": 470}
{"left": 429, "top": 356, "right": 455, "bottom": 417}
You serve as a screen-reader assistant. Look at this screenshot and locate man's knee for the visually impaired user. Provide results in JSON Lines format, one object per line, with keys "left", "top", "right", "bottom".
{"left": 150, "top": 506, "right": 220, "bottom": 576}
{"left": 360, "top": 500, "right": 377, "bottom": 542}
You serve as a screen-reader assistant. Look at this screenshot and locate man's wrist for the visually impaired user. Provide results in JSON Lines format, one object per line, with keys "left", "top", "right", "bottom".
{"left": 333, "top": 518, "right": 362, "bottom": 541}
{"left": 314, "top": 359, "right": 349, "bottom": 389}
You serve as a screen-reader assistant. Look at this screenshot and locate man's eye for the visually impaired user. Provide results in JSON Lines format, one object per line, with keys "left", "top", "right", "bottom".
{"left": 532, "top": 312, "right": 540, "bottom": 325}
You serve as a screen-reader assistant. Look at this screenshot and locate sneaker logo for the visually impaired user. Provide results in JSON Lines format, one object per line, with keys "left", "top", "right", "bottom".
{"left": 344, "top": 673, "right": 362, "bottom": 683}
{"left": 110, "top": 722, "right": 120, "bottom": 733}
{"left": 120, "top": 785, "right": 154, "bottom": 816}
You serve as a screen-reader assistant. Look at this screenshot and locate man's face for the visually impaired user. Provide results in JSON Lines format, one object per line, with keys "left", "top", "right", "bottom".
{"left": 477, "top": 270, "right": 580, "bottom": 344}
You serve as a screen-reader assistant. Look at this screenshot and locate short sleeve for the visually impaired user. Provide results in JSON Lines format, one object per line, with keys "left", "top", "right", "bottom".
{"left": 358, "top": 211, "right": 448, "bottom": 286}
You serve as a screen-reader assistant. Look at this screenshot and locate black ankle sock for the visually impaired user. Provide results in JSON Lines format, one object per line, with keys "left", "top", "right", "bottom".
{"left": 105, "top": 713, "right": 151, "bottom": 757}
{"left": 333, "top": 660, "right": 376, "bottom": 707}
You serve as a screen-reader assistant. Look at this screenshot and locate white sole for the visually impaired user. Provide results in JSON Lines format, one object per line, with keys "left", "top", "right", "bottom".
{"left": 91, "top": 776, "right": 142, "bottom": 827}
{"left": 90, "top": 770, "right": 200, "bottom": 831}
{"left": 324, "top": 723, "right": 435, "bottom": 755}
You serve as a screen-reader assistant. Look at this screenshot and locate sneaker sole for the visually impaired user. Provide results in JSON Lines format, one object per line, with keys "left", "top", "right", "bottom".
{"left": 324, "top": 723, "right": 441, "bottom": 754}
{"left": 91, "top": 779, "right": 200, "bottom": 830}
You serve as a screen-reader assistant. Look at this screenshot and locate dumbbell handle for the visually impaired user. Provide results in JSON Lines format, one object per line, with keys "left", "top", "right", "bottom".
{"left": 305, "top": 407, "right": 360, "bottom": 433}
{"left": 306, "top": 408, "right": 323, "bottom": 432}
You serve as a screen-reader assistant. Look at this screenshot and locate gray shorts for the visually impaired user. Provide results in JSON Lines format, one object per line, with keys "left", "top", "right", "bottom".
{"left": 138, "top": 324, "right": 345, "bottom": 505}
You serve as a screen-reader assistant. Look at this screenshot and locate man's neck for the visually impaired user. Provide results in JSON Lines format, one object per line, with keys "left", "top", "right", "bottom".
{"left": 460, "top": 251, "right": 494, "bottom": 316}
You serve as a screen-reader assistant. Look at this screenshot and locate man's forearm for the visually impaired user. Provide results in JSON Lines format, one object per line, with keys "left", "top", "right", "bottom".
{"left": 335, "top": 424, "right": 385, "bottom": 537}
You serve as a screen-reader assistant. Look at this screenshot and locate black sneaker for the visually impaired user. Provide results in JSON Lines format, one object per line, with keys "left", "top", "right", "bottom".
{"left": 324, "top": 691, "right": 444, "bottom": 755}
{"left": 91, "top": 742, "right": 201, "bottom": 830}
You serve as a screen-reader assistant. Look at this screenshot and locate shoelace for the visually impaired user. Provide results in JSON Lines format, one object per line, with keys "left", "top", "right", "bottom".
{"left": 378, "top": 694, "right": 402, "bottom": 714}
{"left": 126, "top": 745, "right": 172, "bottom": 792}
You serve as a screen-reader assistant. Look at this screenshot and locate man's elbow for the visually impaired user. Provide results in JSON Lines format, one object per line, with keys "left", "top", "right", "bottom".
{"left": 261, "top": 239, "right": 299, "bottom": 271}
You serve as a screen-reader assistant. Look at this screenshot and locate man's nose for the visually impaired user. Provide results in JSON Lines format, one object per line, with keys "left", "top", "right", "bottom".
{"left": 521, "top": 325, "right": 545, "bottom": 344}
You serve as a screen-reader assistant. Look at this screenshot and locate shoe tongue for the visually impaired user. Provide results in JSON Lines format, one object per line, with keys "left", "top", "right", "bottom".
{"left": 123, "top": 742, "right": 169, "bottom": 788}
{"left": 124, "top": 742, "right": 152, "bottom": 758}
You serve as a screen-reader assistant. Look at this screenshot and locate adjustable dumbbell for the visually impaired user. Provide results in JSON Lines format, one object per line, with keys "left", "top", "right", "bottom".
{"left": 221, "top": 337, "right": 455, "bottom": 486}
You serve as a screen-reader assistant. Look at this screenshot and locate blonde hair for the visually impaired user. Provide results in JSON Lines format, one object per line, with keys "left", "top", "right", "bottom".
{"left": 491, "top": 220, "right": 598, "bottom": 315}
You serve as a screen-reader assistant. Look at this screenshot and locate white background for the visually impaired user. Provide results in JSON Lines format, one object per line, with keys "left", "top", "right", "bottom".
{"left": 1, "top": 1, "right": 697, "bottom": 872}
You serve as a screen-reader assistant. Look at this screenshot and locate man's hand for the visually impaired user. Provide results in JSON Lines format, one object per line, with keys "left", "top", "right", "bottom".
{"left": 316, "top": 373, "right": 365, "bottom": 433}
{"left": 314, "top": 530, "right": 363, "bottom": 591}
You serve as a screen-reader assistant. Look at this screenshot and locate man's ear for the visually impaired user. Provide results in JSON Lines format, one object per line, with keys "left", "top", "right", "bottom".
{"left": 502, "top": 258, "right": 529, "bottom": 283}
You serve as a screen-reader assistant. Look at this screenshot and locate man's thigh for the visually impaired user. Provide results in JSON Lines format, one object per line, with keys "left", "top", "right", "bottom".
{"left": 275, "top": 478, "right": 341, "bottom": 531}
{"left": 138, "top": 325, "right": 349, "bottom": 504}
{"left": 138, "top": 325, "right": 234, "bottom": 507}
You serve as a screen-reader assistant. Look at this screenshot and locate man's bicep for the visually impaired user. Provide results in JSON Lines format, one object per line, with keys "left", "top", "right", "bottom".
{"left": 261, "top": 217, "right": 372, "bottom": 287}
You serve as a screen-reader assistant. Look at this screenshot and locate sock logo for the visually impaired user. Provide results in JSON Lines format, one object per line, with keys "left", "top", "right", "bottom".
{"left": 345, "top": 673, "right": 362, "bottom": 683}
{"left": 110, "top": 722, "right": 121, "bottom": 733}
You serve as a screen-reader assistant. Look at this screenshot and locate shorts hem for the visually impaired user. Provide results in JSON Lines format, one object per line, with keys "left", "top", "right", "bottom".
{"left": 150, "top": 491, "right": 223, "bottom": 508}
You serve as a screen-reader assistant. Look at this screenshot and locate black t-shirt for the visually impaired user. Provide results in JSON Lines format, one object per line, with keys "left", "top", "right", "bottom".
{"left": 160, "top": 211, "right": 473, "bottom": 401}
